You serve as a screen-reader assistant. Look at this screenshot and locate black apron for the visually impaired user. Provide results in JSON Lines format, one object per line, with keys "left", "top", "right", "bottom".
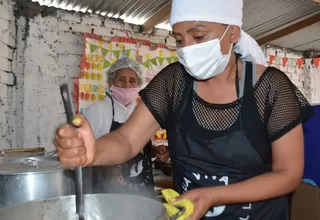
{"left": 167, "top": 60, "right": 289, "bottom": 219}
{"left": 92, "top": 94, "right": 154, "bottom": 198}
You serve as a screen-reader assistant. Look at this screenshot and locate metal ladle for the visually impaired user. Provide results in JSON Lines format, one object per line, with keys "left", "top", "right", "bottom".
{"left": 60, "top": 84, "right": 85, "bottom": 220}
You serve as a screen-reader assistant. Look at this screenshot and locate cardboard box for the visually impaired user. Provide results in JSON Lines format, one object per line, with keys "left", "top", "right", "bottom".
{"left": 291, "top": 183, "right": 320, "bottom": 220}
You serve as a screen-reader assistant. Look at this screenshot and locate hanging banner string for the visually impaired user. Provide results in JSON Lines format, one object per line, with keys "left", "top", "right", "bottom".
{"left": 268, "top": 55, "right": 320, "bottom": 69}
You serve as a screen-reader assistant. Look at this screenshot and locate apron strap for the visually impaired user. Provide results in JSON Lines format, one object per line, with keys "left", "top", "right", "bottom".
{"left": 175, "top": 71, "right": 193, "bottom": 123}
{"left": 238, "top": 61, "right": 253, "bottom": 129}
{"left": 106, "top": 92, "right": 115, "bottom": 122}
{"left": 243, "top": 61, "right": 253, "bottom": 95}
{"left": 241, "top": 62, "right": 272, "bottom": 167}
{"left": 238, "top": 60, "right": 247, "bottom": 99}
{"left": 106, "top": 92, "right": 152, "bottom": 157}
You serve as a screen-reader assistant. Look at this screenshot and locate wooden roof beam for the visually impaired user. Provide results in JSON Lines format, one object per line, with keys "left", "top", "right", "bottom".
{"left": 142, "top": 3, "right": 171, "bottom": 33}
{"left": 257, "top": 13, "right": 320, "bottom": 45}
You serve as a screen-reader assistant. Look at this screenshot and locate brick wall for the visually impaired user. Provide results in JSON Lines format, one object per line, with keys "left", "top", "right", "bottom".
{"left": 264, "top": 46, "right": 311, "bottom": 101}
{"left": 264, "top": 45, "right": 320, "bottom": 104}
{"left": 0, "top": 0, "right": 16, "bottom": 149}
{"left": 310, "top": 64, "right": 320, "bottom": 104}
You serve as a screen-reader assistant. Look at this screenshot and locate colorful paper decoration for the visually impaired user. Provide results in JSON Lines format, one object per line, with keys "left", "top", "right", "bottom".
{"left": 297, "top": 58, "right": 304, "bottom": 69}
{"left": 266, "top": 55, "right": 320, "bottom": 69}
{"left": 102, "top": 48, "right": 108, "bottom": 57}
{"left": 75, "top": 34, "right": 178, "bottom": 113}
{"left": 269, "top": 55, "right": 276, "bottom": 65}
{"left": 89, "top": 44, "right": 98, "bottom": 53}
{"left": 282, "top": 57, "right": 288, "bottom": 67}
{"left": 112, "top": 50, "right": 120, "bottom": 59}
{"left": 103, "top": 59, "right": 111, "bottom": 69}
{"left": 158, "top": 57, "right": 165, "bottom": 66}
{"left": 314, "top": 58, "right": 320, "bottom": 68}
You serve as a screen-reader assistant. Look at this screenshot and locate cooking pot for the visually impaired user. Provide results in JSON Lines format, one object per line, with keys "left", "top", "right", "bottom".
{"left": 0, "top": 157, "right": 92, "bottom": 208}
{"left": 0, "top": 148, "right": 58, "bottom": 162}
{"left": 0, "top": 194, "right": 167, "bottom": 220}
{"left": 0, "top": 147, "right": 47, "bottom": 159}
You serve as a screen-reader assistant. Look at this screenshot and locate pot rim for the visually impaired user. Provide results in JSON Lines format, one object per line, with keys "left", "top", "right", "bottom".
{"left": 0, "top": 193, "right": 167, "bottom": 219}
{"left": 0, "top": 158, "right": 70, "bottom": 175}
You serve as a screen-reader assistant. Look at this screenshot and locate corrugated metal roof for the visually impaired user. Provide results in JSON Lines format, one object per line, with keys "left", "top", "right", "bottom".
{"left": 156, "top": 0, "right": 320, "bottom": 37}
{"left": 242, "top": 0, "right": 320, "bottom": 38}
{"left": 32, "top": 0, "right": 170, "bottom": 25}
{"left": 270, "top": 22, "right": 320, "bottom": 52}
{"left": 32, "top": 0, "right": 320, "bottom": 51}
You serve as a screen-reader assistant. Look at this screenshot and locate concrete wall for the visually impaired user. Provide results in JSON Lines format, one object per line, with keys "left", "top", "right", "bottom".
{"left": 0, "top": 0, "right": 17, "bottom": 148}
{"left": 0, "top": 2, "right": 319, "bottom": 150}
{"left": 264, "top": 46, "right": 311, "bottom": 101}
{"left": 264, "top": 45, "right": 320, "bottom": 104}
{"left": 6, "top": 2, "right": 174, "bottom": 150}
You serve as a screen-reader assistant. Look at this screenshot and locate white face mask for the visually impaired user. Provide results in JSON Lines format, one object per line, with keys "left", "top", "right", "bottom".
{"left": 177, "top": 25, "right": 233, "bottom": 80}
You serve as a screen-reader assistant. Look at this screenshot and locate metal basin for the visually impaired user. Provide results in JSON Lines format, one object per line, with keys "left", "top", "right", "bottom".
{"left": 0, "top": 194, "right": 167, "bottom": 220}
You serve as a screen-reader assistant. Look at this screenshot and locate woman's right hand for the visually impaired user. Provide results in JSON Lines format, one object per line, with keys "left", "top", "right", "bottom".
{"left": 54, "top": 114, "right": 96, "bottom": 168}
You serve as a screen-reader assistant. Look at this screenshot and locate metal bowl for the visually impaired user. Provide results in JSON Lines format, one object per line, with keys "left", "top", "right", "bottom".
{"left": 0, "top": 194, "right": 167, "bottom": 220}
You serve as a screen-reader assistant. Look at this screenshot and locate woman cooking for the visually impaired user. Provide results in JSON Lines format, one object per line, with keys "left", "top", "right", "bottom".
{"left": 83, "top": 57, "right": 154, "bottom": 197}
{"left": 54, "top": 0, "right": 315, "bottom": 219}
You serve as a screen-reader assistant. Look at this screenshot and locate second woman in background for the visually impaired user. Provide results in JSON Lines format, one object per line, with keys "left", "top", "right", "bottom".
{"left": 84, "top": 57, "right": 154, "bottom": 197}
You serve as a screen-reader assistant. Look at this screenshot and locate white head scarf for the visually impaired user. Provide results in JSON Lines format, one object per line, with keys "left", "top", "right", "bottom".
{"left": 170, "top": 0, "right": 267, "bottom": 66}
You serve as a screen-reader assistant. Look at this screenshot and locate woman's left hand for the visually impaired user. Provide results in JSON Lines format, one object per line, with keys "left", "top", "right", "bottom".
{"left": 175, "top": 188, "right": 215, "bottom": 220}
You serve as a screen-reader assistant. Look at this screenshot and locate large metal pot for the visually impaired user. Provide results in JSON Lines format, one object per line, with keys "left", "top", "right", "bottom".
{"left": 0, "top": 157, "right": 92, "bottom": 208}
{"left": 0, "top": 148, "right": 58, "bottom": 164}
{"left": 0, "top": 147, "right": 50, "bottom": 160}
{"left": 0, "top": 194, "right": 167, "bottom": 220}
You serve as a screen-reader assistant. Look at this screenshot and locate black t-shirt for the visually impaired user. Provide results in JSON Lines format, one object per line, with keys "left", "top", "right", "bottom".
{"left": 139, "top": 61, "right": 315, "bottom": 143}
